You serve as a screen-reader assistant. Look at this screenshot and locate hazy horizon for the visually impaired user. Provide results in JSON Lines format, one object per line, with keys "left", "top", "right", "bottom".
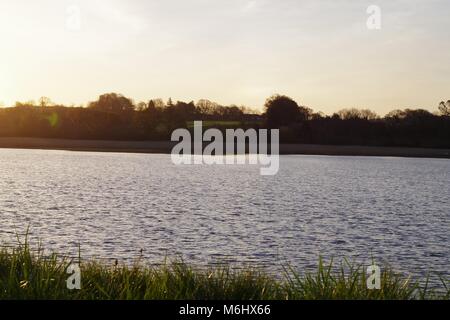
{"left": 1, "top": 0, "right": 449, "bottom": 115}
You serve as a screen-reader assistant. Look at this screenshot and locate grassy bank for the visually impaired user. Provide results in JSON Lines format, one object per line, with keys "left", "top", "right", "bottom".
{"left": 0, "top": 242, "right": 448, "bottom": 300}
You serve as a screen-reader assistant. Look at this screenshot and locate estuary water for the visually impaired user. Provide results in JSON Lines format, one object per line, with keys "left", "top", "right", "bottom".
{"left": 0, "top": 149, "right": 449, "bottom": 283}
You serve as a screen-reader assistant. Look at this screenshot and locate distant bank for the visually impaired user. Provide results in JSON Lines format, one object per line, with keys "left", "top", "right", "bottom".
{"left": 0, "top": 137, "right": 449, "bottom": 159}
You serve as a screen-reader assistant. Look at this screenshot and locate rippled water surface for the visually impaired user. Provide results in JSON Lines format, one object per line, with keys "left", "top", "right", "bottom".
{"left": 1, "top": 149, "right": 449, "bottom": 281}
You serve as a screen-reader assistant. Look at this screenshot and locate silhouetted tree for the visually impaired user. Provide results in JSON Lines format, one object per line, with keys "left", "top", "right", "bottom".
{"left": 15, "top": 101, "right": 36, "bottom": 108}
{"left": 385, "top": 109, "right": 406, "bottom": 120}
{"left": 359, "top": 109, "right": 379, "bottom": 120}
{"left": 336, "top": 108, "right": 378, "bottom": 120}
{"left": 88, "top": 93, "right": 134, "bottom": 114}
{"left": 196, "top": 99, "right": 218, "bottom": 116}
{"left": 2, "top": 93, "right": 449, "bottom": 148}
{"left": 39, "top": 97, "right": 53, "bottom": 107}
{"left": 298, "top": 105, "right": 314, "bottom": 121}
{"left": 264, "top": 94, "right": 301, "bottom": 128}
{"left": 439, "top": 100, "right": 450, "bottom": 116}
{"left": 146, "top": 98, "right": 165, "bottom": 111}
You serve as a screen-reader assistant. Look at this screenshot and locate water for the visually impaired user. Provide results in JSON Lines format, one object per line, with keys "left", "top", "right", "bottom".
{"left": 0, "top": 149, "right": 449, "bottom": 283}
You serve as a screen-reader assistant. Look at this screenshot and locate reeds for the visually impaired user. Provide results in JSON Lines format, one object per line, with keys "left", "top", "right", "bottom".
{"left": 0, "top": 241, "right": 448, "bottom": 300}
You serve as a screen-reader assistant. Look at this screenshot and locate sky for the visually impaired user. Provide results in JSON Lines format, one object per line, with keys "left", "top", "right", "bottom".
{"left": 0, "top": 0, "right": 449, "bottom": 115}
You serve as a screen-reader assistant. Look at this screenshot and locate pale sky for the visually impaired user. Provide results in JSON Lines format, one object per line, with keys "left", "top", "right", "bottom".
{"left": 0, "top": 0, "right": 449, "bottom": 115}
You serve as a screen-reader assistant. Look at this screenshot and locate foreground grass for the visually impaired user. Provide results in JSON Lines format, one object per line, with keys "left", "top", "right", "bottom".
{"left": 0, "top": 242, "right": 448, "bottom": 300}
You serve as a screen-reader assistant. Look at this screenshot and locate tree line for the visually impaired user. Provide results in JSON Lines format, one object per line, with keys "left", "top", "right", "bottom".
{"left": 1, "top": 93, "right": 449, "bottom": 148}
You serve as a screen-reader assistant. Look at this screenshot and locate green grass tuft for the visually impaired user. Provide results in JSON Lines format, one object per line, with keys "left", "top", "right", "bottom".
{"left": 0, "top": 241, "right": 448, "bottom": 300}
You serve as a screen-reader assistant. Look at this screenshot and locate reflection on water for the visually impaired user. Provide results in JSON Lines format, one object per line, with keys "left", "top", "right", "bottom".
{"left": 0, "top": 149, "right": 449, "bottom": 284}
